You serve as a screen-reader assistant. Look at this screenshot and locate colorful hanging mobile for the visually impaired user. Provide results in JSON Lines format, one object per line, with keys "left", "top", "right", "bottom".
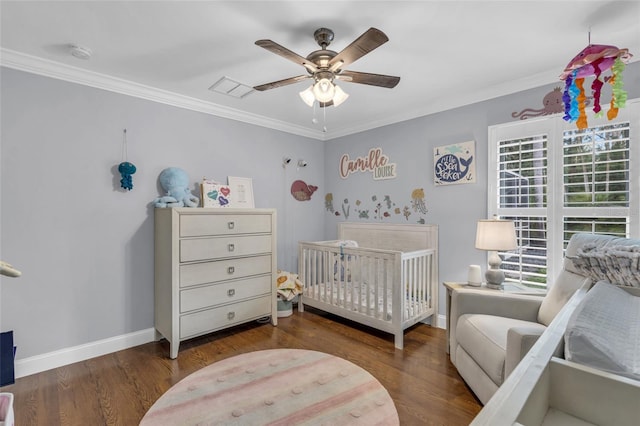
{"left": 560, "top": 41, "right": 632, "bottom": 129}
{"left": 118, "top": 129, "right": 137, "bottom": 191}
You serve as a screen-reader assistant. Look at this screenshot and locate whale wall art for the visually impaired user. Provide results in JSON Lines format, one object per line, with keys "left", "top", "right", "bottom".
{"left": 433, "top": 141, "right": 476, "bottom": 186}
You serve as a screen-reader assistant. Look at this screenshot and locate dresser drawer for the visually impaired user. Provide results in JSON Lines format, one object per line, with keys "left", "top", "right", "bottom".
{"left": 180, "top": 295, "right": 271, "bottom": 338}
{"left": 180, "top": 214, "right": 272, "bottom": 237}
{"left": 180, "top": 235, "right": 272, "bottom": 262}
{"left": 179, "top": 255, "right": 272, "bottom": 288}
{"left": 180, "top": 275, "right": 271, "bottom": 313}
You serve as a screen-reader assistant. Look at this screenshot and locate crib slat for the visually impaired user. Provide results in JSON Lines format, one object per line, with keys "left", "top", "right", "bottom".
{"left": 375, "top": 257, "right": 381, "bottom": 319}
{"left": 324, "top": 250, "right": 330, "bottom": 304}
{"left": 407, "top": 256, "right": 414, "bottom": 319}
{"left": 348, "top": 255, "right": 352, "bottom": 308}
{"left": 376, "top": 257, "right": 381, "bottom": 320}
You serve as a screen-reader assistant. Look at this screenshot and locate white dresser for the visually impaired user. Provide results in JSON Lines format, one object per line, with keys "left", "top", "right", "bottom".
{"left": 154, "top": 207, "right": 277, "bottom": 358}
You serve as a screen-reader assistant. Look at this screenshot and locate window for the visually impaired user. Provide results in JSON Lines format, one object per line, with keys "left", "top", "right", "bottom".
{"left": 488, "top": 100, "right": 639, "bottom": 288}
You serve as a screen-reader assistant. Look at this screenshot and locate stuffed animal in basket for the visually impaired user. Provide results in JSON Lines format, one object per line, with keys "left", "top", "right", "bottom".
{"left": 153, "top": 167, "right": 199, "bottom": 208}
{"left": 276, "top": 270, "right": 303, "bottom": 301}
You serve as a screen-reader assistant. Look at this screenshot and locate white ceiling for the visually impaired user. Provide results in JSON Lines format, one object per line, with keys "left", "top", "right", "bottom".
{"left": 1, "top": 1, "right": 638, "bottom": 140}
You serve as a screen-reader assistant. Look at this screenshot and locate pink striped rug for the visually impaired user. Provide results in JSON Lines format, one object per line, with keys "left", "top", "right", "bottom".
{"left": 140, "top": 348, "right": 399, "bottom": 425}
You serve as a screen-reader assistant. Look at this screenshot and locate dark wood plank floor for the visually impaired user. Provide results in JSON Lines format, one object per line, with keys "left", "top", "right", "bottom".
{"left": 1, "top": 307, "right": 482, "bottom": 425}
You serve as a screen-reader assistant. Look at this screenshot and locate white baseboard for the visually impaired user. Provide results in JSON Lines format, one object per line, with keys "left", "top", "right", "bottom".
{"left": 436, "top": 314, "right": 446, "bottom": 329}
{"left": 14, "top": 328, "right": 156, "bottom": 379}
{"left": 421, "top": 314, "right": 446, "bottom": 329}
{"left": 13, "top": 316, "right": 447, "bottom": 379}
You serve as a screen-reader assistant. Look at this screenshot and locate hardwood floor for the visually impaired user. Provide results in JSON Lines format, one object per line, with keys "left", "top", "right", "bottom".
{"left": 1, "top": 307, "right": 482, "bottom": 425}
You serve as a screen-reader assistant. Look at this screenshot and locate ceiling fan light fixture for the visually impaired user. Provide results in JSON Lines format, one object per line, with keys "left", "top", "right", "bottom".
{"left": 299, "top": 85, "right": 315, "bottom": 107}
{"left": 312, "top": 78, "right": 335, "bottom": 103}
{"left": 332, "top": 84, "right": 349, "bottom": 107}
{"left": 255, "top": 27, "right": 399, "bottom": 112}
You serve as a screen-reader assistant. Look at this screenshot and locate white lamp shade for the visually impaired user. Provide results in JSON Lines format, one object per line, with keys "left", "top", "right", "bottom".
{"left": 300, "top": 79, "right": 348, "bottom": 107}
{"left": 475, "top": 219, "right": 517, "bottom": 251}
{"left": 332, "top": 84, "right": 349, "bottom": 107}
{"left": 312, "top": 78, "right": 335, "bottom": 102}
{"left": 299, "top": 86, "right": 315, "bottom": 107}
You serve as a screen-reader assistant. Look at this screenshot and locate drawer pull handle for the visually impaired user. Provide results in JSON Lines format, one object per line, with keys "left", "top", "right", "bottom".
{"left": 228, "top": 221, "right": 235, "bottom": 230}
{"left": 228, "top": 266, "right": 235, "bottom": 274}
{"left": 228, "top": 243, "right": 235, "bottom": 252}
{"left": 227, "top": 312, "right": 235, "bottom": 320}
{"left": 227, "top": 289, "right": 236, "bottom": 297}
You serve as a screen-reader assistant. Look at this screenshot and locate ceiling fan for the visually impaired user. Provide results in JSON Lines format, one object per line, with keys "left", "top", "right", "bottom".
{"left": 253, "top": 27, "right": 400, "bottom": 107}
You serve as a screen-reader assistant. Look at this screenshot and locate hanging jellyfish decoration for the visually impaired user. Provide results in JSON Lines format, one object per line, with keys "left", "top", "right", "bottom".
{"left": 118, "top": 129, "right": 137, "bottom": 191}
{"left": 560, "top": 43, "right": 632, "bottom": 129}
{"left": 118, "top": 161, "right": 137, "bottom": 191}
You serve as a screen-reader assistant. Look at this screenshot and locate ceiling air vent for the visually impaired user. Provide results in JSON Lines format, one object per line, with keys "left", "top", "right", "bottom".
{"left": 209, "top": 77, "right": 254, "bottom": 99}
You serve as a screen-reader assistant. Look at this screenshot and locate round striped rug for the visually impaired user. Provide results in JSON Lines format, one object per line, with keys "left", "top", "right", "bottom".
{"left": 141, "top": 348, "right": 399, "bottom": 425}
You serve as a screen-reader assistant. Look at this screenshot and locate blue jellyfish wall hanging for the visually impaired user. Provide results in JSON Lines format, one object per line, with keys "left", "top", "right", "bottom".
{"left": 118, "top": 129, "right": 136, "bottom": 191}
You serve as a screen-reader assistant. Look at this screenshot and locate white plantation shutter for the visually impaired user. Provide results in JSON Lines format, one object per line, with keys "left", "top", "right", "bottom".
{"left": 488, "top": 100, "right": 639, "bottom": 288}
{"left": 500, "top": 215, "right": 548, "bottom": 286}
{"left": 498, "top": 135, "right": 547, "bottom": 209}
{"left": 563, "top": 124, "right": 630, "bottom": 208}
{"left": 562, "top": 123, "right": 631, "bottom": 245}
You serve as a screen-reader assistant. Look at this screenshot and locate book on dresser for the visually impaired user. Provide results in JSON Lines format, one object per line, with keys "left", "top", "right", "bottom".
{"left": 154, "top": 207, "right": 277, "bottom": 358}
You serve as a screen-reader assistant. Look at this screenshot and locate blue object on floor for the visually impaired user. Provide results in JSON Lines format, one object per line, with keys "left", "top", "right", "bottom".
{"left": 0, "top": 331, "right": 15, "bottom": 386}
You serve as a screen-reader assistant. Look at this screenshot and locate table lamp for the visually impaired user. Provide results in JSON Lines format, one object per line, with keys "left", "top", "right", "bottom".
{"left": 475, "top": 218, "right": 517, "bottom": 289}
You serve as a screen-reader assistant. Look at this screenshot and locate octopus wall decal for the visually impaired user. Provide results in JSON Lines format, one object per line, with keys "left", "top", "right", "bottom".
{"left": 512, "top": 87, "right": 566, "bottom": 120}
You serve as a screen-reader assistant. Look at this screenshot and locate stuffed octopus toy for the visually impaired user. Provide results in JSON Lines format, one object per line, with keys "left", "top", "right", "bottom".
{"left": 153, "top": 167, "right": 199, "bottom": 208}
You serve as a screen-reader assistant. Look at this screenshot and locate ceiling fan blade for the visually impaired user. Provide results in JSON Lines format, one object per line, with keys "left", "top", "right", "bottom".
{"left": 253, "top": 75, "right": 310, "bottom": 91}
{"left": 255, "top": 40, "right": 318, "bottom": 73}
{"left": 328, "top": 28, "right": 389, "bottom": 70}
{"left": 337, "top": 70, "right": 400, "bottom": 88}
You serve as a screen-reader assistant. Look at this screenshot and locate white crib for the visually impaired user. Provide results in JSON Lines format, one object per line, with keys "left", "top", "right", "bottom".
{"left": 298, "top": 222, "right": 438, "bottom": 349}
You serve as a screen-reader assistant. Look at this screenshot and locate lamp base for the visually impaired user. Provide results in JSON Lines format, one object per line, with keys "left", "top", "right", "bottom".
{"left": 484, "top": 267, "right": 505, "bottom": 290}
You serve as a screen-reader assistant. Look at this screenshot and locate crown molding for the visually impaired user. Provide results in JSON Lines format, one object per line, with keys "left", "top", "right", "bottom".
{"left": 323, "top": 70, "right": 563, "bottom": 140}
{"left": 2, "top": 48, "right": 589, "bottom": 142}
{"left": 0, "top": 48, "right": 325, "bottom": 140}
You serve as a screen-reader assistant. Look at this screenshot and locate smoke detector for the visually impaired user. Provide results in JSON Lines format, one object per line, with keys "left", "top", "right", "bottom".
{"left": 69, "top": 44, "right": 92, "bottom": 60}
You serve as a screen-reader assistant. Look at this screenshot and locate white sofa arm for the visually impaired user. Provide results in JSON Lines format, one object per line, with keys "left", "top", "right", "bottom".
{"left": 450, "top": 290, "right": 543, "bottom": 323}
{"left": 449, "top": 290, "right": 544, "bottom": 365}
{"left": 505, "top": 326, "right": 551, "bottom": 378}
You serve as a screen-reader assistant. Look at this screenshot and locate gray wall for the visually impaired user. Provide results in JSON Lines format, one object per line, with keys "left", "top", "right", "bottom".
{"left": 2, "top": 61, "right": 638, "bottom": 360}
{"left": 0, "top": 68, "right": 324, "bottom": 359}
{"left": 324, "top": 61, "right": 640, "bottom": 317}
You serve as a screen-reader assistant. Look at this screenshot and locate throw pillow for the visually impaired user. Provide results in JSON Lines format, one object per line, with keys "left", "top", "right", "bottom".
{"left": 564, "top": 281, "right": 640, "bottom": 380}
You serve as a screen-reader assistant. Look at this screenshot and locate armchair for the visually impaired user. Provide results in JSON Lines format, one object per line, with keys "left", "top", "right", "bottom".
{"left": 449, "top": 234, "right": 600, "bottom": 404}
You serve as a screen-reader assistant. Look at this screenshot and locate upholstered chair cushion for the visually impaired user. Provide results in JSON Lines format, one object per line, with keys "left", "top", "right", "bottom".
{"left": 456, "top": 314, "right": 546, "bottom": 385}
{"left": 537, "top": 270, "right": 591, "bottom": 326}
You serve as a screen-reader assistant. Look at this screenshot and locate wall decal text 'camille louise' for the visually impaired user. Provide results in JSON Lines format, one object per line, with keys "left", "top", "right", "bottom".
{"left": 339, "top": 147, "right": 397, "bottom": 180}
